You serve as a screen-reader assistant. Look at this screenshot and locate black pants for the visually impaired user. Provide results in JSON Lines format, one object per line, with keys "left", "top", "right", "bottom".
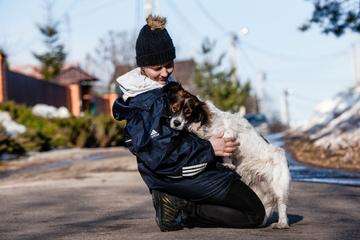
{"left": 186, "top": 175, "right": 265, "bottom": 228}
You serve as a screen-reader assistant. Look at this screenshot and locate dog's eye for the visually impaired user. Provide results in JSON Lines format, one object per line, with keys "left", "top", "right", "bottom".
{"left": 171, "top": 103, "right": 180, "bottom": 112}
{"left": 187, "top": 98, "right": 196, "bottom": 108}
{"left": 184, "top": 108, "right": 191, "bottom": 116}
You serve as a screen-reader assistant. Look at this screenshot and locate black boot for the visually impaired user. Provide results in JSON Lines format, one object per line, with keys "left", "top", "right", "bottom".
{"left": 151, "top": 190, "right": 188, "bottom": 232}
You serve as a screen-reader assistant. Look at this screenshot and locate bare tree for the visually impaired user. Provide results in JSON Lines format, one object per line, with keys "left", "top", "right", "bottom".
{"left": 85, "top": 30, "right": 136, "bottom": 90}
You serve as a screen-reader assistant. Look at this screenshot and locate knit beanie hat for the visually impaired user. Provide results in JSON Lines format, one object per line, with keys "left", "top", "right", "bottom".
{"left": 136, "top": 15, "right": 176, "bottom": 67}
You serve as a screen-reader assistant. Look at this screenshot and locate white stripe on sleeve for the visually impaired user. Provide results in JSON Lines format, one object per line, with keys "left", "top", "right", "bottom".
{"left": 182, "top": 165, "right": 207, "bottom": 174}
{"left": 182, "top": 163, "right": 207, "bottom": 170}
{"left": 182, "top": 170, "right": 204, "bottom": 177}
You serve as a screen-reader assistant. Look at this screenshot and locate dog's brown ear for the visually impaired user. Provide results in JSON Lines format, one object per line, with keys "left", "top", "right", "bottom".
{"left": 162, "top": 82, "right": 182, "bottom": 93}
{"left": 194, "top": 102, "right": 210, "bottom": 126}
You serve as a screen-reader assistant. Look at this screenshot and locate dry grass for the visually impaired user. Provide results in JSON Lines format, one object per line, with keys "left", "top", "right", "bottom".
{"left": 285, "top": 135, "right": 360, "bottom": 172}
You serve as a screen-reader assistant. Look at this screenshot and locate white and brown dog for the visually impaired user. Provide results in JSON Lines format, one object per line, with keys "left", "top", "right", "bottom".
{"left": 164, "top": 83, "right": 291, "bottom": 229}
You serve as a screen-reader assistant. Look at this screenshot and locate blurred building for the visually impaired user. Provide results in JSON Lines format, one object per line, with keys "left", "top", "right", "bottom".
{"left": 55, "top": 66, "right": 98, "bottom": 112}
{"left": 0, "top": 53, "right": 115, "bottom": 116}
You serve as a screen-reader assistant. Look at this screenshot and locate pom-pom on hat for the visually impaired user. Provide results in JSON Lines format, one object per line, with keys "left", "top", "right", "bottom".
{"left": 136, "top": 15, "right": 176, "bottom": 67}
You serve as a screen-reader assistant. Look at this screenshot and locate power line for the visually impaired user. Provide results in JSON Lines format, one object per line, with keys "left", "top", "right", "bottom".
{"left": 192, "top": 1, "right": 263, "bottom": 78}
{"left": 60, "top": 0, "right": 81, "bottom": 20}
{"left": 192, "top": 1, "right": 351, "bottom": 68}
{"left": 73, "top": 0, "right": 121, "bottom": 19}
{"left": 192, "top": 1, "right": 353, "bottom": 64}
{"left": 238, "top": 45, "right": 258, "bottom": 73}
{"left": 194, "top": 0, "right": 227, "bottom": 34}
{"left": 166, "top": 0, "right": 202, "bottom": 38}
{"left": 192, "top": 1, "right": 262, "bottom": 79}
{"left": 70, "top": 0, "right": 127, "bottom": 28}
{"left": 290, "top": 93, "right": 322, "bottom": 103}
{"left": 193, "top": 0, "right": 265, "bottom": 89}
{"left": 242, "top": 40, "right": 350, "bottom": 62}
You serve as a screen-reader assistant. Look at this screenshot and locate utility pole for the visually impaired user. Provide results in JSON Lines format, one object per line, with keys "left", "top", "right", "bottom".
{"left": 352, "top": 43, "right": 360, "bottom": 86}
{"left": 228, "top": 28, "right": 249, "bottom": 84}
{"left": 282, "top": 89, "right": 290, "bottom": 127}
{"left": 145, "top": 0, "right": 153, "bottom": 17}
{"left": 229, "top": 33, "right": 239, "bottom": 83}
{"left": 256, "top": 71, "right": 266, "bottom": 113}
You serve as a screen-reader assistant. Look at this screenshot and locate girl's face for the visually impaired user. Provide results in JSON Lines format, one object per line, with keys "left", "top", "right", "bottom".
{"left": 142, "top": 61, "right": 174, "bottom": 85}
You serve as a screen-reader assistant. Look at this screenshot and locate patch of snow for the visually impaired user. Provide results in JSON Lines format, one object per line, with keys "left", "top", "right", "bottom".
{"left": 314, "top": 128, "right": 360, "bottom": 150}
{"left": 311, "top": 101, "right": 360, "bottom": 139}
{"left": 295, "top": 85, "right": 360, "bottom": 151}
{"left": 32, "top": 104, "right": 70, "bottom": 119}
{"left": 0, "top": 111, "right": 26, "bottom": 136}
{"left": 299, "top": 86, "right": 360, "bottom": 133}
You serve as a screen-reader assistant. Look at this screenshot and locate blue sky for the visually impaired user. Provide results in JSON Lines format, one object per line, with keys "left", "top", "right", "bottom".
{"left": 1, "top": 0, "right": 359, "bottom": 126}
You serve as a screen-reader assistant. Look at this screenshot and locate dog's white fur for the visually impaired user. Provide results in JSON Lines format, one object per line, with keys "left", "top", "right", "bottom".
{"left": 189, "top": 101, "right": 291, "bottom": 229}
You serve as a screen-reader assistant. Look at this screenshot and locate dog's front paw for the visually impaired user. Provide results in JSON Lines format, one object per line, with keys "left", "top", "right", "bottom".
{"left": 222, "top": 163, "right": 236, "bottom": 170}
{"left": 271, "top": 222, "right": 289, "bottom": 229}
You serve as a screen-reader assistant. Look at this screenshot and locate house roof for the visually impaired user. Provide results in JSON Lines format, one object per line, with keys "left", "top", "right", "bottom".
{"left": 111, "top": 64, "right": 134, "bottom": 83}
{"left": 9, "top": 65, "right": 98, "bottom": 86}
{"left": 10, "top": 65, "right": 43, "bottom": 79}
{"left": 5, "top": 69, "right": 64, "bottom": 87}
{"left": 55, "top": 66, "right": 98, "bottom": 85}
{"left": 173, "top": 59, "right": 196, "bottom": 93}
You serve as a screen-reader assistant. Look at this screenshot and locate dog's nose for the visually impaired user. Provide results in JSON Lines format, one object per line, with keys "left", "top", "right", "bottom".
{"left": 174, "top": 119, "right": 181, "bottom": 127}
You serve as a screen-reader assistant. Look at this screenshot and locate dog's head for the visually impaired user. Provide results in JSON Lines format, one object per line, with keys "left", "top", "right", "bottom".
{"left": 163, "top": 82, "right": 210, "bottom": 130}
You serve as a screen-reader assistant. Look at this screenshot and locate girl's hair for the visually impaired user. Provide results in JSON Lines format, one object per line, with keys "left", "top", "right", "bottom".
{"left": 140, "top": 67, "right": 146, "bottom": 76}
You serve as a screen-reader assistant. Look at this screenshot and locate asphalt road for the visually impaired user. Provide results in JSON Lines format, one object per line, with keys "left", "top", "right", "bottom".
{"left": 1, "top": 171, "right": 359, "bottom": 240}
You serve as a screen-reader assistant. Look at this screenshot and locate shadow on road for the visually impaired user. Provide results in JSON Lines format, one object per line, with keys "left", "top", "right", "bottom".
{"left": 266, "top": 212, "right": 303, "bottom": 226}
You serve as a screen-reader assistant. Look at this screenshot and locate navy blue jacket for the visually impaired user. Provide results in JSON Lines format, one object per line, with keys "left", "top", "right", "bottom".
{"left": 112, "top": 86, "right": 235, "bottom": 201}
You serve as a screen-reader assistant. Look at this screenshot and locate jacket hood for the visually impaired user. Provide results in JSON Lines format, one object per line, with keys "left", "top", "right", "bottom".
{"left": 112, "top": 86, "right": 166, "bottom": 121}
{"left": 116, "top": 67, "right": 176, "bottom": 101}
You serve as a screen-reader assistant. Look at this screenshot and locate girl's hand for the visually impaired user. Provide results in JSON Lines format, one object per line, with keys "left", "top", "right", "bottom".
{"left": 209, "top": 131, "right": 239, "bottom": 157}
